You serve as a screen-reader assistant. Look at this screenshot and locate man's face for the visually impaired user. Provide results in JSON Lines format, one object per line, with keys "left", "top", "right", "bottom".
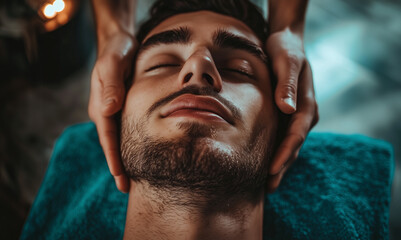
{"left": 121, "top": 11, "right": 278, "bottom": 197}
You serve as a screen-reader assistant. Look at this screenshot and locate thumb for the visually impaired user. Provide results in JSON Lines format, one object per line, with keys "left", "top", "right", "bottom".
{"left": 95, "top": 59, "right": 126, "bottom": 117}
{"left": 102, "top": 82, "right": 125, "bottom": 116}
{"left": 274, "top": 58, "right": 301, "bottom": 114}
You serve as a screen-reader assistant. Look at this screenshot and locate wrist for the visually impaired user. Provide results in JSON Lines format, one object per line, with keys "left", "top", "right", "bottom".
{"left": 267, "top": 0, "right": 308, "bottom": 36}
{"left": 268, "top": 26, "right": 304, "bottom": 42}
{"left": 92, "top": 0, "right": 136, "bottom": 51}
{"left": 268, "top": 21, "right": 305, "bottom": 37}
{"left": 95, "top": 14, "right": 136, "bottom": 55}
{"left": 96, "top": 20, "right": 126, "bottom": 50}
{"left": 266, "top": 28, "right": 305, "bottom": 55}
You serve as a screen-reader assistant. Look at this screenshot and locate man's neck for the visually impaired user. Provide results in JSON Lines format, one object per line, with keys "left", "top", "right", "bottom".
{"left": 123, "top": 181, "right": 265, "bottom": 240}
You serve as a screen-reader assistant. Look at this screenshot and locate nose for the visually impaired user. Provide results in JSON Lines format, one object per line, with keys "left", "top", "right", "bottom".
{"left": 178, "top": 48, "right": 223, "bottom": 92}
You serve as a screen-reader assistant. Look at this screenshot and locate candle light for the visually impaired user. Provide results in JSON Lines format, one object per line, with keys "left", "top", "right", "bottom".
{"left": 43, "top": 3, "right": 56, "bottom": 19}
{"left": 53, "top": 0, "right": 66, "bottom": 13}
{"left": 36, "top": 0, "right": 76, "bottom": 32}
{"left": 42, "top": 0, "right": 66, "bottom": 19}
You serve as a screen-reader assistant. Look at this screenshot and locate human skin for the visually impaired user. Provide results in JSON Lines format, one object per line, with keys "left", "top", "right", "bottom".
{"left": 88, "top": 0, "right": 318, "bottom": 194}
{"left": 121, "top": 11, "right": 277, "bottom": 240}
{"left": 265, "top": 0, "right": 318, "bottom": 192}
{"left": 89, "top": 0, "right": 137, "bottom": 192}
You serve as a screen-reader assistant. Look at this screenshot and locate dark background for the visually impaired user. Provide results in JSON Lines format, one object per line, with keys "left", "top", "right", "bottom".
{"left": 0, "top": 0, "right": 400, "bottom": 239}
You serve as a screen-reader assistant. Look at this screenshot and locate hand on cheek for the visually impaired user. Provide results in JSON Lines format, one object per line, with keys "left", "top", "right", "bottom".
{"left": 265, "top": 29, "right": 319, "bottom": 193}
{"left": 89, "top": 32, "right": 138, "bottom": 193}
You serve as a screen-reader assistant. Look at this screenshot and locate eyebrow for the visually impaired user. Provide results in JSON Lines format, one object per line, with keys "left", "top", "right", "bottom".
{"left": 137, "top": 27, "right": 267, "bottom": 63}
{"left": 212, "top": 29, "right": 267, "bottom": 63}
{"left": 138, "top": 27, "right": 191, "bottom": 55}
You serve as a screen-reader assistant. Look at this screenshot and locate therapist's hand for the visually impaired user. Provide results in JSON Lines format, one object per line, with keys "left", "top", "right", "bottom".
{"left": 88, "top": 31, "right": 137, "bottom": 193}
{"left": 265, "top": 28, "right": 319, "bottom": 193}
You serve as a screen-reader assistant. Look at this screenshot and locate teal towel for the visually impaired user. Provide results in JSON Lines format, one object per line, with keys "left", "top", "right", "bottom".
{"left": 21, "top": 122, "right": 394, "bottom": 239}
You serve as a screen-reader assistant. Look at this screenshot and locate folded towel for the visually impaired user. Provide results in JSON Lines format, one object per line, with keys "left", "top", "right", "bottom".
{"left": 20, "top": 122, "right": 394, "bottom": 239}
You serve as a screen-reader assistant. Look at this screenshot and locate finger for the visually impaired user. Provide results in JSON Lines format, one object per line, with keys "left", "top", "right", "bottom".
{"left": 95, "top": 115, "right": 126, "bottom": 178}
{"left": 95, "top": 56, "right": 127, "bottom": 117}
{"left": 269, "top": 130, "right": 305, "bottom": 175}
{"left": 266, "top": 174, "right": 282, "bottom": 194}
{"left": 266, "top": 154, "right": 297, "bottom": 193}
{"left": 273, "top": 55, "right": 303, "bottom": 114}
{"left": 269, "top": 64, "right": 315, "bottom": 175}
{"left": 114, "top": 174, "right": 130, "bottom": 193}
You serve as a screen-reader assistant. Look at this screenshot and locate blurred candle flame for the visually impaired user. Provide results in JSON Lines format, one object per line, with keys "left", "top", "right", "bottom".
{"left": 53, "top": 0, "right": 65, "bottom": 12}
{"left": 43, "top": 3, "right": 56, "bottom": 18}
{"left": 42, "top": 0, "right": 66, "bottom": 19}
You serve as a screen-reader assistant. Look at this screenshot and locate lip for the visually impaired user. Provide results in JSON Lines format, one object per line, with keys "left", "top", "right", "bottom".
{"left": 160, "top": 94, "right": 234, "bottom": 124}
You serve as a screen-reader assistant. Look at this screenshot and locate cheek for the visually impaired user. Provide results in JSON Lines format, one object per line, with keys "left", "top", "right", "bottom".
{"left": 223, "top": 83, "right": 267, "bottom": 124}
{"left": 123, "top": 79, "right": 162, "bottom": 120}
{"left": 122, "top": 75, "right": 183, "bottom": 139}
{"left": 124, "top": 69, "right": 182, "bottom": 118}
{"left": 222, "top": 82, "right": 277, "bottom": 139}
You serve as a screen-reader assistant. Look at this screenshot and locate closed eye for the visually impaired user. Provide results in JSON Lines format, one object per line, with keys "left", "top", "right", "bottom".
{"left": 145, "top": 64, "right": 181, "bottom": 72}
{"left": 220, "top": 68, "right": 255, "bottom": 79}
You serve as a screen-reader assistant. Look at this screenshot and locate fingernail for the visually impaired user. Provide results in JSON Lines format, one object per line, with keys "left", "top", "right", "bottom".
{"left": 283, "top": 97, "right": 296, "bottom": 111}
{"left": 106, "top": 98, "right": 115, "bottom": 105}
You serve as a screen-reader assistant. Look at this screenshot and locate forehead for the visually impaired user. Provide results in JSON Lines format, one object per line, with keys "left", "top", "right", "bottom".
{"left": 144, "top": 10, "right": 262, "bottom": 47}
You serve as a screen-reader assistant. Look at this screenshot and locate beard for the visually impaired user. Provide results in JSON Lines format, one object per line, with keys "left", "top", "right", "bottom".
{"left": 120, "top": 114, "right": 272, "bottom": 202}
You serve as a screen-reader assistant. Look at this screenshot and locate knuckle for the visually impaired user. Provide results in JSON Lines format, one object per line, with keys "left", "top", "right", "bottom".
{"left": 304, "top": 95, "right": 316, "bottom": 106}
{"left": 280, "top": 83, "right": 297, "bottom": 97}
{"left": 103, "top": 84, "right": 123, "bottom": 100}
{"left": 103, "top": 84, "right": 120, "bottom": 92}
{"left": 286, "top": 52, "right": 302, "bottom": 65}
{"left": 288, "top": 132, "right": 306, "bottom": 145}
{"left": 98, "top": 52, "right": 124, "bottom": 66}
{"left": 277, "top": 51, "right": 303, "bottom": 69}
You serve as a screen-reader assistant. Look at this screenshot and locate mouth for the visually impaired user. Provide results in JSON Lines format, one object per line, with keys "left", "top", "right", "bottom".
{"left": 160, "top": 94, "right": 234, "bottom": 124}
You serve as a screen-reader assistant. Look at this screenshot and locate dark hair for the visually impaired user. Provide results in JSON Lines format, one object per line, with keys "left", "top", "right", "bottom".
{"left": 136, "top": 0, "right": 267, "bottom": 44}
